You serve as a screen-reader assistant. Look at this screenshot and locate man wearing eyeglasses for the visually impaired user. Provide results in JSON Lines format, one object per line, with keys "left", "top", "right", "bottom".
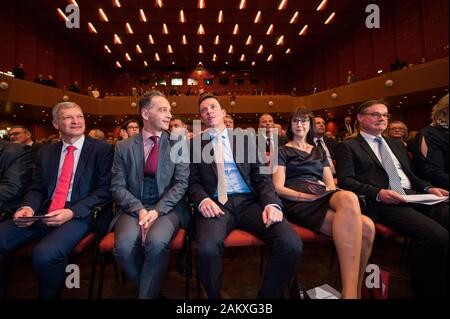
{"left": 119, "top": 119, "right": 141, "bottom": 140}
{"left": 336, "top": 99, "right": 449, "bottom": 299}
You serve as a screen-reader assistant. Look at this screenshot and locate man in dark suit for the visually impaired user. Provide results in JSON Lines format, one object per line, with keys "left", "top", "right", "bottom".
{"left": 111, "top": 91, "right": 190, "bottom": 299}
{"left": 308, "top": 115, "right": 338, "bottom": 176}
{"left": 336, "top": 99, "right": 449, "bottom": 298}
{"left": 0, "top": 141, "right": 34, "bottom": 213}
{"left": 0, "top": 101, "right": 113, "bottom": 298}
{"left": 189, "top": 94, "right": 302, "bottom": 299}
{"left": 258, "top": 113, "right": 287, "bottom": 150}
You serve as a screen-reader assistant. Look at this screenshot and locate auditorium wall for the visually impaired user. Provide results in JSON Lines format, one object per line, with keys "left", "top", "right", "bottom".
{"left": 289, "top": 0, "right": 449, "bottom": 93}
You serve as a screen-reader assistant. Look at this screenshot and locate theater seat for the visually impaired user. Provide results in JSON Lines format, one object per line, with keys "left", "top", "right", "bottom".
{"left": 375, "top": 223, "right": 410, "bottom": 266}
{"left": 96, "top": 228, "right": 191, "bottom": 299}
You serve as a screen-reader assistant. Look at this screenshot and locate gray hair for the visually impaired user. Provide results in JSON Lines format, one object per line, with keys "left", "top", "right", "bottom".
{"left": 52, "top": 101, "right": 82, "bottom": 121}
{"left": 138, "top": 90, "right": 165, "bottom": 113}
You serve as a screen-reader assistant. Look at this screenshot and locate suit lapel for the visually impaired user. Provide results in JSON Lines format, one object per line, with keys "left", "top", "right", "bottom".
{"left": 48, "top": 141, "right": 63, "bottom": 196}
{"left": 202, "top": 130, "right": 217, "bottom": 178}
{"left": 133, "top": 134, "right": 144, "bottom": 183}
{"left": 156, "top": 131, "right": 170, "bottom": 185}
{"left": 72, "top": 137, "right": 92, "bottom": 194}
{"left": 357, "top": 134, "right": 384, "bottom": 170}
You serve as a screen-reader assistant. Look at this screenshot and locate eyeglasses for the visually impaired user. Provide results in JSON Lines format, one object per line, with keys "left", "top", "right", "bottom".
{"left": 389, "top": 127, "right": 405, "bottom": 131}
{"left": 127, "top": 125, "right": 139, "bottom": 130}
{"left": 292, "top": 117, "right": 310, "bottom": 124}
{"left": 360, "top": 112, "right": 391, "bottom": 119}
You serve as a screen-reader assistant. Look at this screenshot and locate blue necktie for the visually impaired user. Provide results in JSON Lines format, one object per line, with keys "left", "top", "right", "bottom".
{"left": 375, "top": 137, "right": 406, "bottom": 195}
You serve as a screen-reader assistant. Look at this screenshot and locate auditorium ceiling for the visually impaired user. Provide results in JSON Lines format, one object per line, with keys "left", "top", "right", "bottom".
{"left": 30, "top": 0, "right": 365, "bottom": 71}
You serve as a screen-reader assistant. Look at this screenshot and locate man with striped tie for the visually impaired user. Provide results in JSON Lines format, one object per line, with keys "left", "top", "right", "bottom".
{"left": 336, "top": 99, "right": 449, "bottom": 299}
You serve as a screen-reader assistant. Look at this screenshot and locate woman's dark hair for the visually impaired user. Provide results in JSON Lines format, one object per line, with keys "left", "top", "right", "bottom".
{"left": 286, "top": 107, "right": 315, "bottom": 141}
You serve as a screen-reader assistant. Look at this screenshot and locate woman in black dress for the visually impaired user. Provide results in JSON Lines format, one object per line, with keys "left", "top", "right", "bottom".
{"left": 272, "top": 107, "right": 375, "bottom": 299}
{"left": 410, "top": 93, "right": 448, "bottom": 189}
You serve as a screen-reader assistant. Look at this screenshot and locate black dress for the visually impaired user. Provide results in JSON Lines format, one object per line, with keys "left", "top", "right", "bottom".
{"left": 278, "top": 145, "right": 337, "bottom": 232}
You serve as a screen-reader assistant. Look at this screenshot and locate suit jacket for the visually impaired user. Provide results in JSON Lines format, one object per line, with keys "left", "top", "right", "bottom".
{"left": 23, "top": 136, "right": 114, "bottom": 221}
{"left": 336, "top": 134, "right": 431, "bottom": 202}
{"left": 189, "top": 129, "right": 282, "bottom": 209}
{"left": 110, "top": 131, "right": 190, "bottom": 229}
{"left": 0, "top": 141, "right": 34, "bottom": 209}
{"left": 308, "top": 136, "right": 339, "bottom": 160}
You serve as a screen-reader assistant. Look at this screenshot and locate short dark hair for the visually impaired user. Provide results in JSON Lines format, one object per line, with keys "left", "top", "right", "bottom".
{"left": 171, "top": 115, "right": 187, "bottom": 124}
{"left": 198, "top": 93, "right": 221, "bottom": 107}
{"left": 122, "top": 119, "right": 140, "bottom": 130}
{"left": 9, "top": 125, "right": 31, "bottom": 134}
{"left": 286, "top": 107, "right": 315, "bottom": 141}
{"left": 138, "top": 90, "right": 165, "bottom": 113}
{"left": 357, "top": 99, "right": 389, "bottom": 115}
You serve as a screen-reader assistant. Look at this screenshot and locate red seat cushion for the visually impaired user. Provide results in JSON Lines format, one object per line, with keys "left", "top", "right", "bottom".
{"left": 99, "top": 232, "right": 115, "bottom": 253}
{"left": 99, "top": 229, "right": 187, "bottom": 253}
{"left": 73, "top": 232, "right": 97, "bottom": 254}
{"left": 375, "top": 223, "right": 403, "bottom": 238}
{"left": 224, "top": 229, "right": 265, "bottom": 247}
{"left": 290, "top": 223, "right": 329, "bottom": 242}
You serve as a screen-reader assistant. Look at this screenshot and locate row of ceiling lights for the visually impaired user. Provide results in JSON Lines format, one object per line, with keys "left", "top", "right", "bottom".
{"left": 58, "top": 0, "right": 334, "bottom": 68}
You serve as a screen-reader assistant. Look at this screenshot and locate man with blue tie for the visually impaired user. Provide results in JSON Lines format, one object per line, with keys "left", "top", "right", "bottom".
{"left": 111, "top": 90, "right": 190, "bottom": 299}
{"left": 336, "top": 99, "right": 449, "bottom": 298}
{"left": 189, "top": 93, "right": 302, "bottom": 299}
{"left": 0, "top": 102, "right": 113, "bottom": 298}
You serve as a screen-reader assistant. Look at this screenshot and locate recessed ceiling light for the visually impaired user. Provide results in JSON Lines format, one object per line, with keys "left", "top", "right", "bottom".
{"left": 182, "top": 35, "right": 187, "bottom": 44}
{"left": 317, "top": 0, "right": 327, "bottom": 11}
{"left": 125, "top": 23, "right": 134, "bottom": 34}
{"left": 218, "top": 10, "right": 224, "bottom": 23}
{"left": 139, "top": 9, "right": 148, "bottom": 22}
{"left": 148, "top": 34, "right": 155, "bottom": 44}
{"left": 239, "top": 0, "right": 246, "bottom": 10}
{"left": 197, "top": 24, "right": 205, "bottom": 35}
{"left": 88, "top": 22, "right": 98, "bottom": 34}
{"left": 254, "top": 11, "right": 261, "bottom": 23}
{"left": 162, "top": 23, "right": 169, "bottom": 34}
{"left": 125, "top": 53, "right": 131, "bottom": 61}
{"left": 257, "top": 44, "right": 263, "bottom": 54}
{"left": 278, "top": 0, "right": 287, "bottom": 10}
{"left": 233, "top": 24, "right": 239, "bottom": 35}
{"left": 114, "top": 34, "right": 122, "bottom": 44}
{"left": 245, "top": 35, "right": 252, "bottom": 45}
{"left": 266, "top": 24, "right": 274, "bottom": 35}
{"left": 179, "top": 10, "right": 186, "bottom": 23}
{"left": 136, "top": 44, "right": 143, "bottom": 53}
{"left": 267, "top": 54, "right": 273, "bottom": 61}
{"left": 299, "top": 25, "right": 308, "bottom": 35}
{"left": 98, "top": 8, "right": 109, "bottom": 22}
{"left": 276, "top": 35, "right": 284, "bottom": 45}
{"left": 228, "top": 45, "right": 234, "bottom": 54}
{"left": 115, "top": 61, "right": 122, "bottom": 68}
{"left": 104, "top": 44, "right": 111, "bottom": 53}
{"left": 324, "top": 12, "right": 336, "bottom": 24}
{"left": 198, "top": 0, "right": 205, "bottom": 9}
{"left": 214, "top": 35, "right": 220, "bottom": 45}
{"left": 290, "top": 11, "right": 299, "bottom": 24}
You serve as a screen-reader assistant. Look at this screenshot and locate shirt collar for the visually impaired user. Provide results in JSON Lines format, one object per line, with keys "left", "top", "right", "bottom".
{"left": 62, "top": 134, "right": 85, "bottom": 151}
{"left": 360, "top": 130, "right": 382, "bottom": 142}
{"left": 142, "top": 129, "right": 162, "bottom": 141}
{"left": 209, "top": 127, "right": 228, "bottom": 141}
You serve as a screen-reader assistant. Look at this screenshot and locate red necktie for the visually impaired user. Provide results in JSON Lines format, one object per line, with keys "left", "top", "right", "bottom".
{"left": 144, "top": 136, "right": 159, "bottom": 176}
{"left": 49, "top": 145, "right": 76, "bottom": 212}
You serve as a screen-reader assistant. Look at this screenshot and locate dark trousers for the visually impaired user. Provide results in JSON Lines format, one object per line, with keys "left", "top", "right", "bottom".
{"left": 366, "top": 202, "right": 449, "bottom": 298}
{"left": 0, "top": 217, "right": 93, "bottom": 298}
{"left": 195, "top": 194, "right": 303, "bottom": 299}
